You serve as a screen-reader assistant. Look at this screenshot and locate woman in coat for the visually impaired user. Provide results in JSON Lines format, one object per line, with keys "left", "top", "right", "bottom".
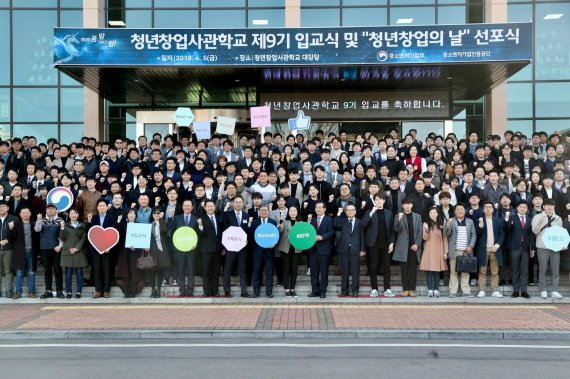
{"left": 420, "top": 207, "right": 449, "bottom": 298}
{"left": 148, "top": 206, "right": 171, "bottom": 298}
{"left": 117, "top": 208, "right": 145, "bottom": 298}
{"left": 277, "top": 205, "right": 302, "bottom": 297}
{"left": 59, "top": 207, "right": 88, "bottom": 298}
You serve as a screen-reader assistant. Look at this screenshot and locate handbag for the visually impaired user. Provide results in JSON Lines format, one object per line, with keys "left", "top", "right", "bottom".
{"left": 136, "top": 249, "right": 157, "bottom": 270}
{"left": 455, "top": 254, "right": 478, "bottom": 273}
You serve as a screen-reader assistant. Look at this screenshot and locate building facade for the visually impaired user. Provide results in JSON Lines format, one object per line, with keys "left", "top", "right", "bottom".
{"left": 0, "top": 0, "right": 568, "bottom": 143}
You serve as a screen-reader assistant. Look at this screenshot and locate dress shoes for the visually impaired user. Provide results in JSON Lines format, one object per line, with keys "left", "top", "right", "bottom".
{"left": 92, "top": 292, "right": 103, "bottom": 299}
{"left": 40, "top": 291, "right": 54, "bottom": 299}
{"left": 401, "top": 291, "right": 409, "bottom": 297}
{"left": 179, "top": 291, "right": 186, "bottom": 297}
{"left": 240, "top": 292, "right": 251, "bottom": 298}
{"left": 224, "top": 292, "right": 233, "bottom": 298}
{"left": 28, "top": 293, "right": 37, "bottom": 299}
{"left": 340, "top": 291, "right": 349, "bottom": 297}
{"left": 511, "top": 292, "right": 520, "bottom": 298}
{"left": 409, "top": 291, "right": 416, "bottom": 298}
{"left": 521, "top": 292, "right": 531, "bottom": 299}
{"left": 56, "top": 291, "right": 65, "bottom": 299}
{"left": 320, "top": 292, "right": 327, "bottom": 299}
{"left": 352, "top": 291, "right": 358, "bottom": 298}
{"left": 187, "top": 291, "right": 193, "bottom": 297}
{"left": 308, "top": 293, "right": 319, "bottom": 297}
{"left": 103, "top": 292, "right": 110, "bottom": 298}
{"left": 252, "top": 293, "right": 260, "bottom": 298}
{"left": 12, "top": 293, "right": 21, "bottom": 300}
{"left": 267, "top": 294, "right": 273, "bottom": 298}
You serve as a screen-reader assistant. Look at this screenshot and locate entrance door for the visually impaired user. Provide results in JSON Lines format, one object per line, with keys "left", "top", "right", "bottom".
{"left": 135, "top": 111, "right": 175, "bottom": 141}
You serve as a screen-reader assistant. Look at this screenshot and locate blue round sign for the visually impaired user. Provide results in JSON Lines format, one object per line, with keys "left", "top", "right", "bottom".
{"left": 254, "top": 223, "right": 280, "bottom": 248}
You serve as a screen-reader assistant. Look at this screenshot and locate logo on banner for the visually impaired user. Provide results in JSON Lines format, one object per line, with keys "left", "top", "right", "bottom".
{"left": 47, "top": 187, "right": 74, "bottom": 212}
{"left": 377, "top": 51, "right": 388, "bottom": 62}
{"left": 288, "top": 110, "right": 311, "bottom": 131}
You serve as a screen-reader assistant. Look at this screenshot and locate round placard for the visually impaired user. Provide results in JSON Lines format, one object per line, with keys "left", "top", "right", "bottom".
{"left": 289, "top": 221, "right": 317, "bottom": 250}
{"left": 172, "top": 226, "right": 198, "bottom": 252}
{"left": 254, "top": 223, "right": 280, "bottom": 248}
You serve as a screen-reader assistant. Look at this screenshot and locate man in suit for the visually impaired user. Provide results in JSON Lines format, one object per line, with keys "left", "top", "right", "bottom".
{"left": 333, "top": 202, "right": 366, "bottom": 297}
{"left": 505, "top": 201, "right": 532, "bottom": 299}
{"left": 168, "top": 199, "right": 199, "bottom": 297}
{"left": 88, "top": 199, "right": 119, "bottom": 299}
{"left": 308, "top": 200, "right": 334, "bottom": 298}
{"left": 393, "top": 198, "right": 423, "bottom": 297}
{"left": 197, "top": 199, "right": 222, "bottom": 297}
{"left": 362, "top": 193, "right": 396, "bottom": 297}
{"left": 249, "top": 204, "right": 278, "bottom": 298}
{"left": 221, "top": 196, "right": 250, "bottom": 298}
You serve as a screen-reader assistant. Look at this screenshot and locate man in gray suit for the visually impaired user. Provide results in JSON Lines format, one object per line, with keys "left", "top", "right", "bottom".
{"left": 393, "top": 198, "right": 423, "bottom": 297}
{"left": 333, "top": 202, "right": 366, "bottom": 297}
{"left": 444, "top": 202, "right": 477, "bottom": 297}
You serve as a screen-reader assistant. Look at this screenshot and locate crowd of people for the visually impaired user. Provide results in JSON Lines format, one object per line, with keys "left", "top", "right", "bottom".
{"left": 0, "top": 126, "right": 569, "bottom": 301}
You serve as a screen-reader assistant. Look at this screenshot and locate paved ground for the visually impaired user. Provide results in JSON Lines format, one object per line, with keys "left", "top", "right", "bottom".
{"left": 2, "top": 303, "right": 570, "bottom": 333}
{"left": 0, "top": 339, "right": 569, "bottom": 378}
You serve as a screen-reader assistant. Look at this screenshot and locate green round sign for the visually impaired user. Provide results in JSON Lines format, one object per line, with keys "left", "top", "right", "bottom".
{"left": 172, "top": 226, "right": 198, "bottom": 252}
{"left": 289, "top": 222, "right": 317, "bottom": 250}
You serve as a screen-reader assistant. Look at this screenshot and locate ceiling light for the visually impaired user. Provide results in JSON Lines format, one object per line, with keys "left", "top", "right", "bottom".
{"left": 252, "top": 19, "right": 269, "bottom": 25}
{"left": 543, "top": 13, "right": 564, "bottom": 20}
{"left": 396, "top": 18, "right": 414, "bottom": 24}
{"left": 108, "top": 20, "right": 126, "bottom": 26}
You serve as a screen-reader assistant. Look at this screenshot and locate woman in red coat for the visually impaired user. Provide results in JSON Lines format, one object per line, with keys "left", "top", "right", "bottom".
{"left": 405, "top": 145, "right": 427, "bottom": 180}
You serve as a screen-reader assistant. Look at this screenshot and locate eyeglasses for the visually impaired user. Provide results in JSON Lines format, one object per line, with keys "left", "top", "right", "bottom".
{"left": 153, "top": 212, "right": 161, "bottom": 215}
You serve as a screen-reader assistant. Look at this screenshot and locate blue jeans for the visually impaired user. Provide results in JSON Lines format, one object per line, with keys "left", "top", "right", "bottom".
{"left": 426, "top": 271, "right": 441, "bottom": 291}
{"left": 65, "top": 267, "right": 84, "bottom": 294}
{"left": 15, "top": 250, "right": 35, "bottom": 294}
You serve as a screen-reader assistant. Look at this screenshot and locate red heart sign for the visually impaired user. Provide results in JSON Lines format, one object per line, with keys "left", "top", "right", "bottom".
{"left": 88, "top": 226, "right": 120, "bottom": 254}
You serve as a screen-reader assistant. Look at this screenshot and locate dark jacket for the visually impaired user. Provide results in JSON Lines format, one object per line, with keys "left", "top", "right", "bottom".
{"left": 333, "top": 216, "right": 365, "bottom": 255}
{"left": 475, "top": 216, "right": 505, "bottom": 267}
{"left": 362, "top": 208, "right": 396, "bottom": 247}
{"left": 505, "top": 213, "right": 532, "bottom": 251}
{"left": 198, "top": 214, "right": 222, "bottom": 253}
{"left": 310, "top": 215, "right": 334, "bottom": 255}
{"left": 11, "top": 219, "right": 39, "bottom": 271}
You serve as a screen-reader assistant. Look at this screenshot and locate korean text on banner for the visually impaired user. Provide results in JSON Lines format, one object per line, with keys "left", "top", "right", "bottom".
{"left": 250, "top": 106, "right": 271, "bottom": 129}
{"left": 216, "top": 116, "right": 236, "bottom": 135}
{"left": 193, "top": 121, "right": 211, "bottom": 140}
{"left": 125, "top": 223, "right": 153, "bottom": 249}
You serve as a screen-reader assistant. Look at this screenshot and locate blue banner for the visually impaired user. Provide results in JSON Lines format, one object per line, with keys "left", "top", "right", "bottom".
{"left": 54, "top": 23, "right": 532, "bottom": 67}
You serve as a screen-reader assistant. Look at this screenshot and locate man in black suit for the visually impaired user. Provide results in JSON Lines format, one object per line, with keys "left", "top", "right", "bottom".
{"left": 362, "top": 193, "right": 396, "bottom": 297}
{"left": 88, "top": 199, "right": 119, "bottom": 299}
{"left": 221, "top": 196, "right": 250, "bottom": 298}
{"left": 505, "top": 201, "right": 533, "bottom": 299}
{"left": 168, "top": 199, "right": 198, "bottom": 297}
{"left": 308, "top": 200, "right": 334, "bottom": 298}
{"left": 197, "top": 199, "right": 222, "bottom": 297}
{"left": 333, "top": 202, "right": 366, "bottom": 297}
{"left": 250, "top": 204, "right": 278, "bottom": 298}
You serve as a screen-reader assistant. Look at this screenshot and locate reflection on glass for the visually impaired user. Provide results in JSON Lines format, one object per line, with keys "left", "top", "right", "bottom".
{"left": 0, "top": 125, "right": 9, "bottom": 141}
{"left": 403, "top": 122, "right": 444, "bottom": 144}
{"left": 438, "top": 6, "right": 466, "bottom": 24}
{"left": 60, "top": 0, "right": 84, "bottom": 8}
{"left": 390, "top": 0, "right": 434, "bottom": 5}
{"left": 13, "top": 10, "right": 58, "bottom": 85}
{"left": 0, "top": 11, "right": 9, "bottom": 85}
{"left": 125, "top": 0, "right": 151, "bottom": 7}
{"left": 154, "top": 0, "right": 199, "bottom": 7}
{"left": 536, "top": 83, "right": 570, "bottom": 118}
{"left": 301, "top": 8, "right": 340, "bottom": 27}
{"left": 507, "top": 83, "right": 533, "bottom": 119}
{"left": 125, "top": 10, "right": 152, "bottom": 27}
{"left": 13, "top": 124, "right": 58, "bottom": 142}
{"left": 248, "top": 9, "right": 285, "bottom": 28}
{"left": 155, "top": 10, "right": 199, "bottom": 28}
{"left": 12, "top": 0, "right": 57, "bottom": 7}
{"left": 343, "top": 0, "right": 387, "bottom": 5}
{"left": 389, "top": 7, "right": 435, "bottom": 25}
{"left": 535, "top": 3, "right": 570, "bottom": 80}
{"left": 60, "top": 10, "right": 83, "bottom": 27}
{"left": 536, "top": 120, "right": 570, "bottom": 135}
{"left": 13, "top": 88, "right": 58, "bottom": 122}
{"left": 0, "top": 88, "right": 9, "bottom": 123}
{"left": 60, "top": 124, "right": 85, "bottom": 144}
{"left": 60, "top": 88, "right": 84, "bottom": 122}
{"left": 343, "top": 7, "right": 387, "bottom": 26}
{"left": 202, "top": 0, "right": 245, "bottom": 7}
{"left": 507, "top": 120, "right": 533, "bottom": 138}
{"left": 202, "top": 10, "right": 245, "bottom": 28}
{"left": 303, "top": 0, "right": 340, "bottom": 5}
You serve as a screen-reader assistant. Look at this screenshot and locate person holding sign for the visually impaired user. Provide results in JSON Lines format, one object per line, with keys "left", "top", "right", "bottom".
{"left": 531, "top": 198, "right": 563, "bottom": 299}
{"left": 197, "top": 200, "right": 222, "bottom": 297}
{"left": 250, "top": 204, "right": 278, "bottom": 298}
{"left": 148, "top": 206, "right": 171, "bottom": 298}
{"left": 168, "top": 200, "right": 198, "bottom": 297}
{"left": 308, "top": 201, "right": 334, "bottom": 298}
{"left": 221, "top": 196, "right": 250, "bottom": 298}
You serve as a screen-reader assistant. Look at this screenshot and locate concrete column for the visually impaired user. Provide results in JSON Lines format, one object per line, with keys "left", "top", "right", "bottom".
{"left": 484, "top": 0, "right": 508, "bottom": 139}
{"left": 285, "top": 0, "right": 301, "bottom": 28}
{"left": 82, "top": 0, "right": 105, "bottom": 140}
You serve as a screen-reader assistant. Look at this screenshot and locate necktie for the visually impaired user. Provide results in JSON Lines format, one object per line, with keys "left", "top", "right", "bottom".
{"left": 350, "top": 219, "right": 354, "bottom": 232}
{"left": 185, "top": 215, "right": 189, "bottom": 225}
{"left": 520, "top": 216, "right": 525, "bottom": 243}
{"left": 236, "top": 213, "right": 241, "bottom": 224}
{"left": 211, "top": 216, "right": 217, "bottom": 234}
{"left": 317, "top": 217, "right": 321, "bottom": 229}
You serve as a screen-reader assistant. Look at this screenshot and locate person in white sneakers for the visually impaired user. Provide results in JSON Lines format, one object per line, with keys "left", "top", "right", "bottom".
{"left": 475, "top": 201, "right": 506, "bottom": 299}
{"left": 531, "top": 198, "right": 563, "bottom": 299}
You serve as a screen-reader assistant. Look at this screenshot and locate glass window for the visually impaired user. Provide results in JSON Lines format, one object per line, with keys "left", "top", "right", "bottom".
{"left": 125, "top": 0, "right": 151, "bottom": 7}
{"left": 507, "top": 120, "right": 533, "bottom": 138}
{"left": 536, "top": 120, "right": 570, "bottom": 136}
{"left": 535, "top": 3, "right": 570, "bottom": 80}
{"left": 155, "top": 10, "right": 199, "bottom": 28}
{"left": 507, "top": 83, "right": 533, "bottom": 119}
{"left": 60, "top": 124, "right": 85, "bottom": 144}
{"left": 60, "top": 10, "right": 83, "bottom": 27}
{"left": 60, "top": 0, "right": 83, "bottom": 8}
{"left": 343, "top": 0, "right": 386, "bottom": 5}
{"left": 303, "top": 0, "right": 339, "bottom": 5}
{"left": 403, "top": 121, "right": 444, "bottom": 144}
{"left": 439, "top": 0, "right": 467, "bottom": 3}
{"left": 13, "top": 88, "right": 58, "bottom": 122}
{"left": 12, "top": 0, "right": 57, "bottom": 7}
{"left": 0, "top": 0, "right": 9, "bottom": 7}
{"left": 507, "top": 4, "right": 533, "bottom": 81}
{"left": 301, "top": 8, "right": 340, "bottom": 27}
{"left": 390, "top": 0, "right": 434, "bottom": 5}
{"left": 343, "top": 7, "right": 387, "bottom": 26}
{"left": 438, "top": 6, "right": 467, "bottom": 24}
{"left": 0, "top": 11, "right": 9, "bottom": 85}
{"left": 451, "top": 120, "right": 466, "bottom": 140}
{"left": 248, "top": 9, "right": 285, "bottom": 28}
{"left": 126, "top": 10, "right": 152, "bottom": 27}
{"left": 389, "top": 7, "right": 435, "bottom": 25}
{"left": 13, "top": 124, "right": 58, "bottom": 142}
{"left": 60, "top": 88, "right": 84, "bottom": 122}
{"left": 201, "top": 0, "right": 245, "bottom": 7}
{"left": 154, "top": 0, "right": 199, "bottom": 7}
{"left": 249, "top": 0, "right": 285, "bottom": 6}
{"left": 536, "top": 83, "right": 570, "bottom": 118}
{"left": 13, "top": 10, "right": 58, "bottom": 85}
{"left": 201, "top": 10, "right": 245, "bottom": 28}
{"left": 0, "top": 125, "right": 9, "bottom": 141}
{"left": 126, "top": 123, "right": 137, "bottom": 142}
{"left": 0, "top": 88, "right": 9, "bottom": 123}
{"left": 507, "top": 83, "right": 532, "bottom": 118}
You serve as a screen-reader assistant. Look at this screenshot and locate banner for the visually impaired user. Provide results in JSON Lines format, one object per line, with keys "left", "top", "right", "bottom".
{"left": 54, "top": 23, "right": 532, "bottom": 67}
{"left": 125, "top": 223, "right": 152, "bottom": 249}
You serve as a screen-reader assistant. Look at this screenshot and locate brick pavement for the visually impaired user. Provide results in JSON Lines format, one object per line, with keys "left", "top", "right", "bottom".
{"left": 1, "top": 304, "right": 570, "bottom": 332}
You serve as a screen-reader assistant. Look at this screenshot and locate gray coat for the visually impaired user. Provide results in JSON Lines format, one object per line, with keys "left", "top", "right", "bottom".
{"left": 393, "top": 212, "right": 423, "bottom": 263}
{"left": 445, "top": 217, "right": 477, "bottom": 259}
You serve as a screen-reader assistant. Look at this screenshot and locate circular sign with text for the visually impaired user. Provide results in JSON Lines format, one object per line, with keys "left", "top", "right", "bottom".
{"left": 289, "top": 222, "right": 317, "bottom": 250}
{"left": 172, "top": 226, "right": 198, "bottom": 252}
{"left": 541, "top": 225, "right": 570, "bottom": 252}
{"left": 254, "top": 223, "right": 279, "bottom": 248}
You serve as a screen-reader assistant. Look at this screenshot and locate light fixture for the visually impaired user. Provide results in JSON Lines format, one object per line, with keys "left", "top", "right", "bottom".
{"left": 108, "top": 20, "right": 126, "bottom": 26}
{"left": 252, "top": 19, "right": 269, "bottom": 25}
{"left": 396, "top": 18, "right": 414, "bottom": 24}
{"left": 234, "top": 79, "right": 241, "bottom": 83}
{"left": 543, "top": 13, "right": 564, "bottom": 20}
